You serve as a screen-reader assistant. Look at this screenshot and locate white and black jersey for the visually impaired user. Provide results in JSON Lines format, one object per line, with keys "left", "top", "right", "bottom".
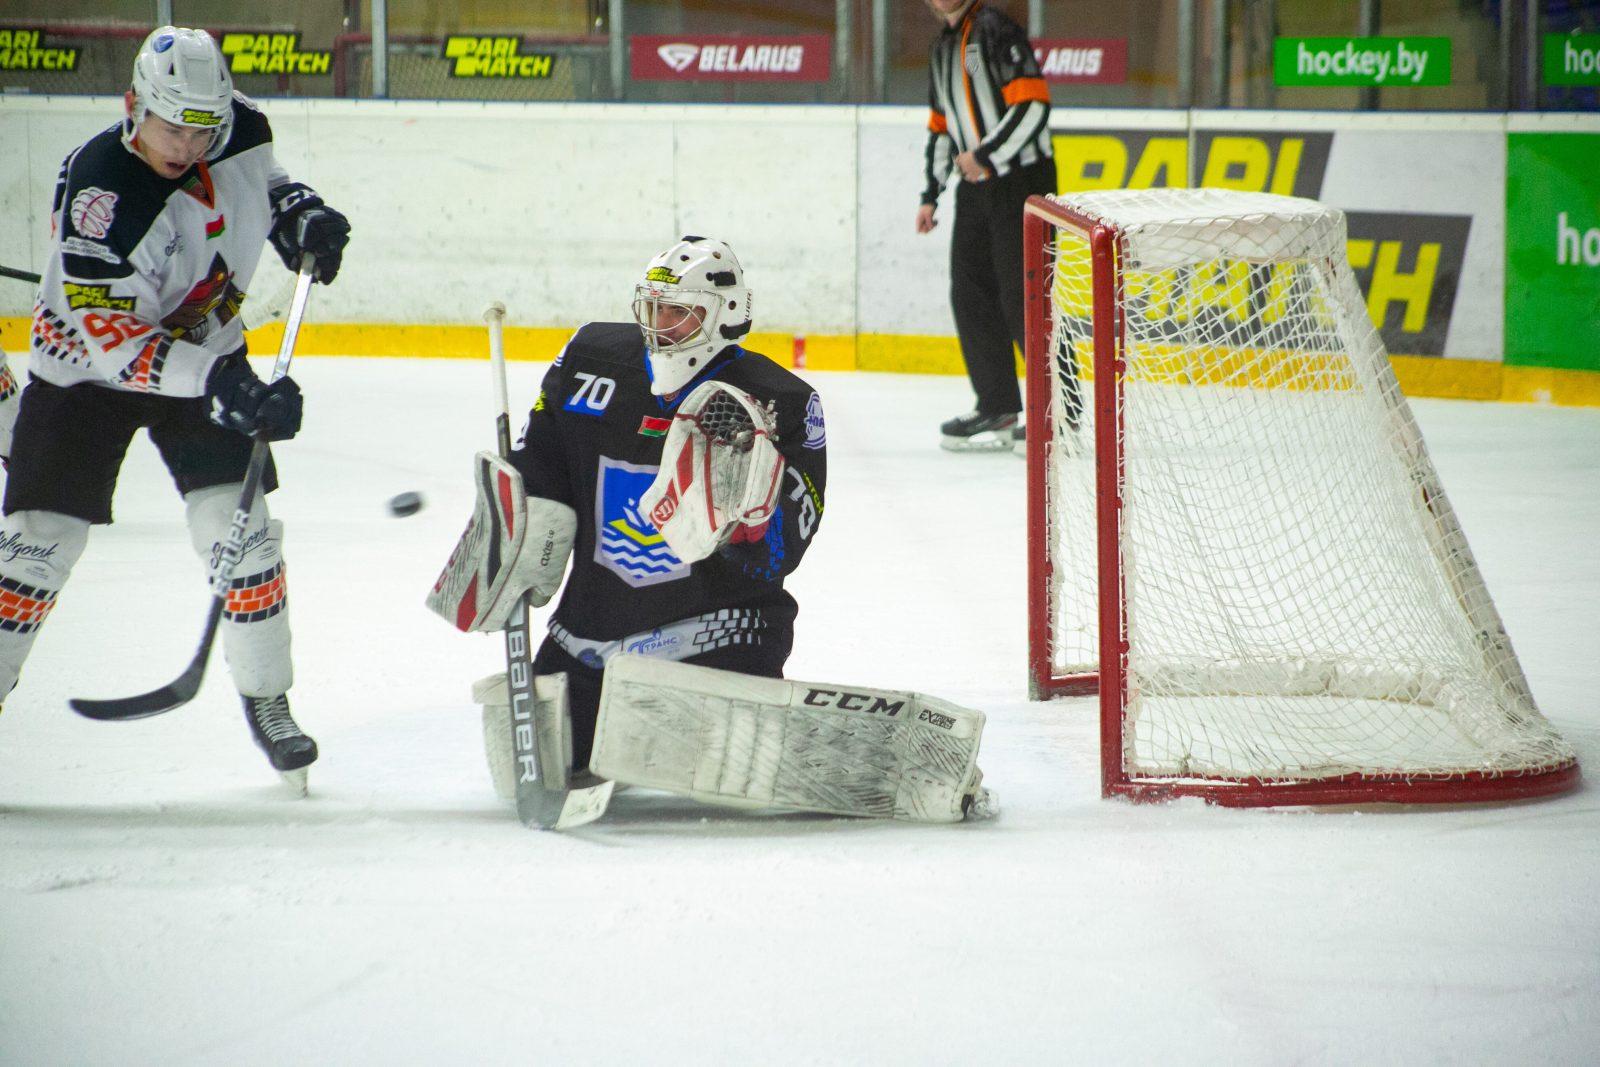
{"left": 512, "top": 323, "right": 828, "bottom": 654}
{"left": 922, "top": 2, "right": 1053, "bottom": 205}
{"left": 30, "top": 93, "right": 300, "bottom": 397}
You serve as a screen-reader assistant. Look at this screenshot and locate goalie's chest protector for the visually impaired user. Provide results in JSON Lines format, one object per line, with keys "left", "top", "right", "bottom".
{"left": 548, "top": 324, "right": 705, "bottom": 593}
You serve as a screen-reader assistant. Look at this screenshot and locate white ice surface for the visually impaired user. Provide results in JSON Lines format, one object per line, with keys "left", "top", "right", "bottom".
{"left": 1, "top": 358, "right": 1597, "bottom": 1065}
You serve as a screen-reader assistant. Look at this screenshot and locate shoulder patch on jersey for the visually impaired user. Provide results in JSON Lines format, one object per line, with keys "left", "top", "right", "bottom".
{"left": 803, "top": 391, "right": 826, "bottom": 450}
{"left": 594, "top": 457, "right": 689, "bottom": 588}
{"left": 62, "top": 129, "right": 174, "bottom": 261}
{"left": 69, "top": 187, "right": 118, "bottom": 240}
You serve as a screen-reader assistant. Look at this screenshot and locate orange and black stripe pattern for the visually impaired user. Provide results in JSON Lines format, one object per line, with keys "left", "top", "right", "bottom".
{"left": 224, "top": 562, "right": 287, "bottom": 623}
{"left": 922, "top": 2, "right": 1053, "bottom": 204}
{"left": 0, "top": 576, "right": 58, "bottom": 634}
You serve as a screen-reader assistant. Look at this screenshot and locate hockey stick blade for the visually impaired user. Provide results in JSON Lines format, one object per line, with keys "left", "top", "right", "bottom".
{"left": 70, "top": 602, "right": 222, "bottom": 719}
{"left": 525, "top": 779, "right": 616, "bottom": 831}
{"left": 70, "top": 635, "right": 212, "bottom": 718}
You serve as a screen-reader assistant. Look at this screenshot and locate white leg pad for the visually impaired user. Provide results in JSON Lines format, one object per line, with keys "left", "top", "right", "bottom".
{"left": 472, "top": 671, "right": 575, "bottom": 803}
{"left": 592, "top": 654, "right": 993, "bottom": 823}
{"left": 0, "top": 510, "right": 91, "bottom": 696}
{"left": 185, "top": 483, "right": 292, "bottom": 698}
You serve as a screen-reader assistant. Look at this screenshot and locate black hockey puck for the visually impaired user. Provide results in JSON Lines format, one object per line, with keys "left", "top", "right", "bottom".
{"left": 388, "top": 491, "right": 424, "bottom": 517}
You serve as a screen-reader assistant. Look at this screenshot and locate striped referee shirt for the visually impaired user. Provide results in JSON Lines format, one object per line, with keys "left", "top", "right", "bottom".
{"left": 922, "top": 1, "right": 1052, "bottom": 205}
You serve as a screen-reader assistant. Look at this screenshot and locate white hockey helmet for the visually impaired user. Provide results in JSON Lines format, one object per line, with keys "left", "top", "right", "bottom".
{"left": 122, "top": 27, "right": 235, "bottom": 161}
{"left": 632, "top": 236, "right": 753, "bottom": 396}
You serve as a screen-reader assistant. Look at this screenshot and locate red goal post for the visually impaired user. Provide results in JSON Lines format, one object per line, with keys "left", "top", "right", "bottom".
{"left": 1022, "top": 189, "right": 1581, "bottom": 806}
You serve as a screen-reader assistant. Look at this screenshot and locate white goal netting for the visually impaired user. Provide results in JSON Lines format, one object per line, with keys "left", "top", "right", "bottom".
{"left": 1030, "top": 188, "right": 1577, "bottom": 799}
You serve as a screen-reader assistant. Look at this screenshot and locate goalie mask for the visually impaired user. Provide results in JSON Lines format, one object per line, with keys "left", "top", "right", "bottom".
{"left": 122, "top": 27, "right": 235, "bottom": 163}
{"left": 632, "top": 236, "right": 753, "bottom": 397}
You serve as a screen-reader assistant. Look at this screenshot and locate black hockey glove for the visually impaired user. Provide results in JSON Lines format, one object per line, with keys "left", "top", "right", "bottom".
{"left": 268, "top": 182, "right": 351, "bottom": 284}
{"left": 205, "top": 356, "right": 303, "bottom": 441}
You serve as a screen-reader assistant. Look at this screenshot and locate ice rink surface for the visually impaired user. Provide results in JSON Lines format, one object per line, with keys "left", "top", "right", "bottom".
{"left": 2, "top": 355, "right": 1597, "bottom": 1065}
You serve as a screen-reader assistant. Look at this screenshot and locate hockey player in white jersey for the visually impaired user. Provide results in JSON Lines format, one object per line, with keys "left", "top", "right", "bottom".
{"left": 0, "top": 345, "right": 17, "bottom": 464}
{"left": 0, "top": 28, "right": 350, "bottom": 783}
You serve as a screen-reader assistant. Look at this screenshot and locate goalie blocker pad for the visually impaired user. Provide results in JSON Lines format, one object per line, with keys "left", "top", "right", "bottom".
{"left": 471, "top": 671, "right": 615, "bottom": 829}
{"left": 426, "top": 451, "right": 576, "bottom": 632}
{"left": 638, "top": 380, "right": 784, "bottom": 565}
{"left": 591, "top": 654, "right": 994, "bottom": 823}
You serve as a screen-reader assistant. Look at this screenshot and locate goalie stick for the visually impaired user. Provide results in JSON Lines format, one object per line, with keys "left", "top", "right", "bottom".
{"left": 482, "top": 301, "right": 613, "bottom": 831}
{"left": 1, "top": 264, "right": 41, "bottom": 285}
{"left": 69, "top": 258, "right": 318, "bottom": 721}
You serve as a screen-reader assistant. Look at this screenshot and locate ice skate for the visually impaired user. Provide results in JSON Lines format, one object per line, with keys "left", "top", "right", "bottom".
{"left": 242, "top": 694, "right": 317, "bottom": 794}
{"left": 939, "top": 410, "right": 1018, "bottom": 452}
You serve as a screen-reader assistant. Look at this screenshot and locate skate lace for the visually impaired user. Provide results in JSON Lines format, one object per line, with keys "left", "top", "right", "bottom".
{"left": 250, "top": 695, "right": 303, "bottom": 742}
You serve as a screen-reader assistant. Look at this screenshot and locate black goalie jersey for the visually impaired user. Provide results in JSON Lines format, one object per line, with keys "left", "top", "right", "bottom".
{"left": 511, "top": 322, "right": 827, "bottom": 664}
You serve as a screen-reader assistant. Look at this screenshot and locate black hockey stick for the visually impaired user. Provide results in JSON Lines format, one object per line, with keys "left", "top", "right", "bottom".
{"left": 483, "top": 302, "right": 612, "bottom": 830}
{"left": 70, "top": 259, "right": 317, "bottom": 721}
{"left": 1, "top": 264, "right": 41, "bottom": 284}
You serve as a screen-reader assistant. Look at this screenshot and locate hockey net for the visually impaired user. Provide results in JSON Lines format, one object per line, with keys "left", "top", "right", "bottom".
{"left": 1023, "top": 188, "right": 1579, "bottom": 805}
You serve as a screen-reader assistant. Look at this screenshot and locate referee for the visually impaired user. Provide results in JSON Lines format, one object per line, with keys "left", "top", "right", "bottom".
{"left": 916, "top": 0, "right": 1054, "bottom": 452}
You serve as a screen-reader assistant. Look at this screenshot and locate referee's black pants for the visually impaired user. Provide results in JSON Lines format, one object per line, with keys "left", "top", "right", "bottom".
{"left": 949, "top": 157, "right": 1056, "bottom": 416}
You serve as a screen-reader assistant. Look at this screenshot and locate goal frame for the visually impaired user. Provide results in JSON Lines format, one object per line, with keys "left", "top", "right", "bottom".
{"left": 1022, "top": 193, "right": 1580, "bottom": 807}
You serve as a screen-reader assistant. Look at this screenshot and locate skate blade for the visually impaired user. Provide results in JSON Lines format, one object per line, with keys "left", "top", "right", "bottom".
{"left": 940, "top": 433, "right": 1014, "bottom": 453}
{"left": 278, "top": 768, "right": 309, "bottom": 797}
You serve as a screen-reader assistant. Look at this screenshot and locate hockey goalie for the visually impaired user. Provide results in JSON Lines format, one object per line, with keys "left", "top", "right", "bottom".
{"left": 427, "top": 236, "right": 993, "bottom": 828}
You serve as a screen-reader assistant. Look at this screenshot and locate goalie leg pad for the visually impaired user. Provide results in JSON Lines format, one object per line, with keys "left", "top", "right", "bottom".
{"left": 472, "top": 670, "right": 576, "bottom": 801}
{"left": 426, "top": 451, "right": 576, "bottom": 632}
{"left": 591, "top": 654, "right": 992, "bottom": 823}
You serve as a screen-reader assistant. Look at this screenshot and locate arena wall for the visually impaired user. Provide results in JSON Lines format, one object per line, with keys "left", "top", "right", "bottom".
{"left": 1, "top": 97, "right": 1595, "bottom": 404}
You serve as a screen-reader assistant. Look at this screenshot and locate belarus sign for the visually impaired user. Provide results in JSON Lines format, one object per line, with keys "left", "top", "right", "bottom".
{"left": 1031, "top": 39, "right": 1127, "bottom": 85}
{"left": 630, "top": 35, "right": 831, "bottom": 82}
{"left": 1274, "top": 37, "right": 1450, "bottom": 87}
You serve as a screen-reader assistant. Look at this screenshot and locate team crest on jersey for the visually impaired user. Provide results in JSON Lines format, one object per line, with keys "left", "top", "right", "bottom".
{"left": 70, "top": 187, "right": 118, "bottom": 240}
{"left": 803, "top": 392, "right": 826, "bottom": 450}
{"left": 162, "top": 253, "right": 242, "bottom": 340}
{"left": 594, "top": 457, "right": 688, "bottom": 587}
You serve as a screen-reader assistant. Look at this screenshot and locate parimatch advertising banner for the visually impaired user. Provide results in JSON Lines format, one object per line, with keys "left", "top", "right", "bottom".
{"left": 1505, "top": 133, "right": 1600, "bottom": 371}
{"left": 1048, "top": 122, "right": 1498, "bottom": 360}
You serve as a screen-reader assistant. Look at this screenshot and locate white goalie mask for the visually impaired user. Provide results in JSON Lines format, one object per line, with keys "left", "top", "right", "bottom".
{"left": 121, "top": 27, "right": 235, "bottom": 162}
{"left": 632, "top": 237, "right": 753, "bottom": 396}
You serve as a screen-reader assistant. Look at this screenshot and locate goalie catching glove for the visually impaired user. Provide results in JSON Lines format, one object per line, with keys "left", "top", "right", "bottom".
{"left": 426, "top": 451, "right": 576, "bottom": 632}
{"left": 638, "top": 380, "right": 785, "bottom": 564}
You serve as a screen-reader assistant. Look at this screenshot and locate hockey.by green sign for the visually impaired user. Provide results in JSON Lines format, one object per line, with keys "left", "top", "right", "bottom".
{"left": 1274, "top": 37, "right": 1450, "bottom": 87}
{"left": 1505, "top": 133, "right": 1600, "bottom": 371}
{"left": 1544, "top": 34, "right": 1600, "bottom": 86}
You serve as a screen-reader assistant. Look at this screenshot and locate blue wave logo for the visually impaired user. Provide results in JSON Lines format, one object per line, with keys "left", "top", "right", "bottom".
{"left": 594, "top": 458, "right": 689, "bottom": 587}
